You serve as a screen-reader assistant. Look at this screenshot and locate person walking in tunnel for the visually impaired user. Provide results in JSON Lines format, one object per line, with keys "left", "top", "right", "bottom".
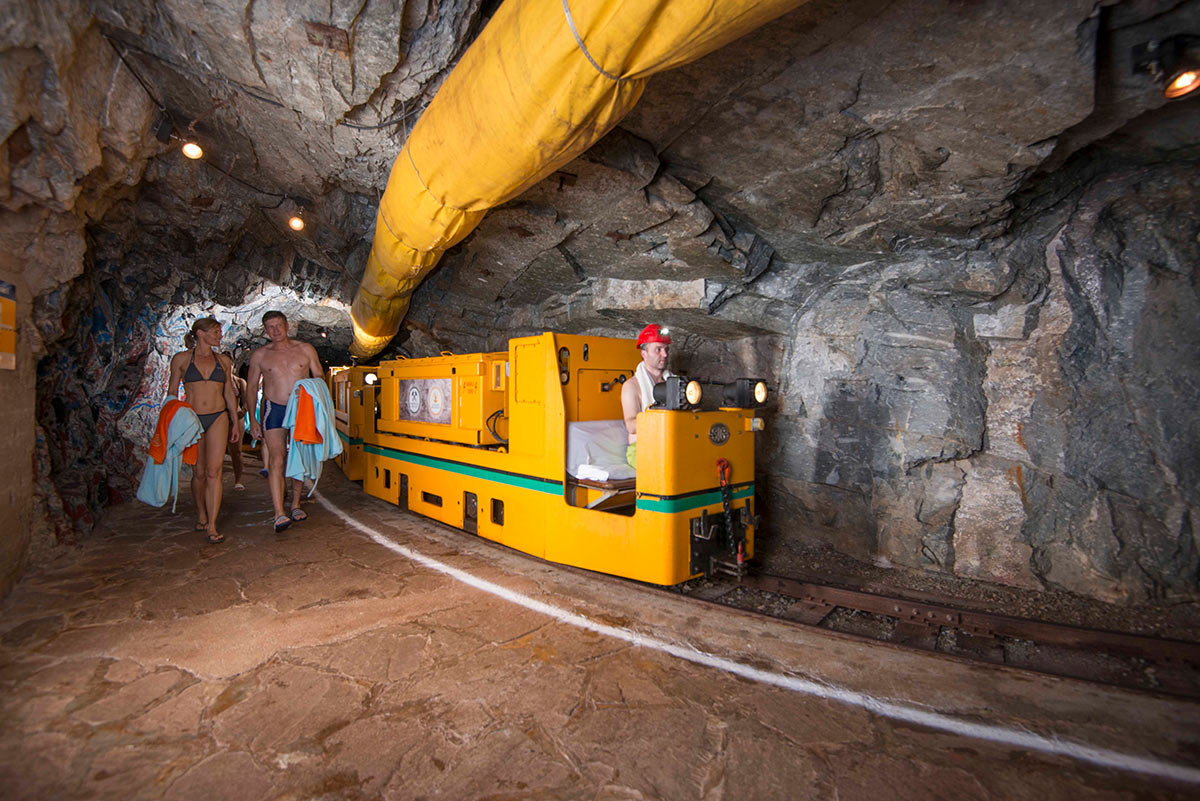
{"left": 247, "top": 311, "right": 324, "bottom": 533}
{"left": 224, "top": 355, "right": 248, "bottom": 491}
{"left": 621, "top": 323, "right": 674, "bottom": 469}
{"left": 166, "top": 318, "right": 240, "bottom": 543}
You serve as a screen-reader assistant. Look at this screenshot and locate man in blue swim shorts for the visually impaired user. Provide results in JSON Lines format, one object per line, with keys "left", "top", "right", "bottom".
{"left": 247, "top": 311, "right": 324, "bottom": 533}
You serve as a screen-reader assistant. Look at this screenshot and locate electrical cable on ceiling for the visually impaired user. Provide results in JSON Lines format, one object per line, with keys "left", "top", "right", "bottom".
{"left": 100, "top": 31, "right": 291, "bottom": 202}
{"left": 204, "top": 157, "right": 288, "bottom": 199}
{"left": 103, "top": 35, "right": 167, "bottom": 113}
{"left": 100, "top": 31, "right": 288, "bottom": 111}
{"left": 99, "top": 28, "right": 421, "bottom": 230}
{"left": 337, "top": 101, "right": 426, "bottom": 130}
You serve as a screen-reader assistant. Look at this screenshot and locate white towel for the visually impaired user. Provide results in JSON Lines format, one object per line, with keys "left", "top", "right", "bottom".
{"left": 634, "top": 362, "right": 673, "bottom": 412}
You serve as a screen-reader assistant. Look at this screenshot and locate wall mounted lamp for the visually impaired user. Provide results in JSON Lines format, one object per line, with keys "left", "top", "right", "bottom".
{"left": 1133, "top": 34, "right": 1200, "bottom": 100}
{"left": 287, "top": 213, "right": 305, "bottom": 231}
{"left": 181, "top": 141, "right": 204, "bottom": 159}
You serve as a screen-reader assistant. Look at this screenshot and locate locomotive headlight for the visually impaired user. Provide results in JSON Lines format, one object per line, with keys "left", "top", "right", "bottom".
{"left": 364, "top": 372, "right": 379, "bottom": 385}
{"left": 722, "top": 378, "right": 770, "bottom": 408}
{"left": 651, "top": 376, "right": 701, "bottom": 410}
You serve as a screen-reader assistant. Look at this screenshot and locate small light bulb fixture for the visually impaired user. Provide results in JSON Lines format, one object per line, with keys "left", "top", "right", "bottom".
{"left": 181, "top": 141, "right": 203, "bottom": 159}
{"left": 1165, "top": 68, "right": 1198, "bottom": 99}
{"left": 288, "top": 214, "right": 305, "bottom": 231}
{"left": 1133, "top": 34, "right": 1200, "bottom": 101}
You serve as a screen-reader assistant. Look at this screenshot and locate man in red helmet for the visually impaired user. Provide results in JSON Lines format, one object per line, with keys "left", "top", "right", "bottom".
{"left": 621, "top": 323, "right": 674, "bottom": 468}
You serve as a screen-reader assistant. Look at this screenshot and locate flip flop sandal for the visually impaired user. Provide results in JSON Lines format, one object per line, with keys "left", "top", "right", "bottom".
{"left": 273, "top": 515, "right": 292, "bottom": 533}
{"left": 206, "top": 531, "right": 225, "bottom": 544}
{"left": 233, "top": 483, "right": 245, "bottom": 491}
{"left": 194, "top": 522, "right": 208, "bottom": 532}
{"left": 290, "top": 508, "right": 308, "bottom": 522}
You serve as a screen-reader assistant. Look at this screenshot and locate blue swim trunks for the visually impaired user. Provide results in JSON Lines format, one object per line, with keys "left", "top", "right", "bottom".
{"left": 263, "top": 399, "right": 287, "bottom": 431}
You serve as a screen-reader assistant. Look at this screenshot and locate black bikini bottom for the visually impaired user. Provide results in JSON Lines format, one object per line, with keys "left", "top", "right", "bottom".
{"left": 197, "top": 409, "right": 228, "bottom": 433}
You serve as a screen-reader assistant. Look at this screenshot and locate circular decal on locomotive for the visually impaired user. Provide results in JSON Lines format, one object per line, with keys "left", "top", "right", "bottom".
{"left": 428, "top": 385, "right": 445, "bottom": 417}
{"left": 709, "top": 422, "right": 730, "bottom": 445}
{"left": 406, "top": 386, "right": 422, "bottom": 415}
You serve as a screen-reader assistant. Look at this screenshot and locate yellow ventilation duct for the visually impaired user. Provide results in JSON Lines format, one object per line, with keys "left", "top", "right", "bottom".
{"left": 351, "top": 0, "right": 807, "bottom": 357}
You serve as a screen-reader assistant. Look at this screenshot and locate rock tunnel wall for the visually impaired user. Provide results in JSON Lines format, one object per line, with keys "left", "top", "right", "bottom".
{"left": 2, "top": 0, "right": 1197, "bottom": 606}
{"left": 409, "top": 120, "right": 1200, "bottom": 604}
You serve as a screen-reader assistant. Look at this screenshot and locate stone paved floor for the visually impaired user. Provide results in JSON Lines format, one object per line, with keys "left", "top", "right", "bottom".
{"left": 2, "top": 464, "right": 1198, "bottom": 800}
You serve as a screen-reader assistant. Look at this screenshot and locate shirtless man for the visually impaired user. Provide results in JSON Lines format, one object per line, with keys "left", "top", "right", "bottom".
{"left": 246, "top": 311, "right": 324, "bottom": 532}
{"left": 620, "top": 323, "right": 674, "bottom": 469}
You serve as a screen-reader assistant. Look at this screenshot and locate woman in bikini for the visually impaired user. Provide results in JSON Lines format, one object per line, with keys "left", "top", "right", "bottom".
{"left": 167, "top": 318, "right": 240, "bottom": 543}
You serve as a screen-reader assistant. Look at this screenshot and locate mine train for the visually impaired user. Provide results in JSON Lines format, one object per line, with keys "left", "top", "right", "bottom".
{"left": 327, "top": 332, "right": 768, "bottom": 585}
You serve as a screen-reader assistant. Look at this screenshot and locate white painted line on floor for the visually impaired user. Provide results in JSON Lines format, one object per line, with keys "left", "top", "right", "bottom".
{"left": 317, "top": 493, "right": 1200, "bottom": 785}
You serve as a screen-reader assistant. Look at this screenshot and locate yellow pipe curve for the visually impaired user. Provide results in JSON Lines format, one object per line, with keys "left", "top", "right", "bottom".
{"left": 351, "top": 0, "right": 807, "bottom": 358}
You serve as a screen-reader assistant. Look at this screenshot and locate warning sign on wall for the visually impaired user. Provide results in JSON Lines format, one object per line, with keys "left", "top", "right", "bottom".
{"left": 0, "top": 280, "right": 15, "bottom": 371}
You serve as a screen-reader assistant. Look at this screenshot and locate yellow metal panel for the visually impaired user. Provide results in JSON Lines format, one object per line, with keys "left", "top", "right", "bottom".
{"left": 375, "top": 352, "right": 505, "bottom": 445}
{"left": 636, "top": 409, "right": 754, "bottom": 497}
{"left": 513, "top": 342, "right": 544, "bottom": 405}
{"left": 575, "top": 369, "right": 629, "bottom": 422}
{"left": 507, "top": 334, "right": 563, "bottom": 475}
{"left": 458, "top": 376, "right": 483, "bottom": 431}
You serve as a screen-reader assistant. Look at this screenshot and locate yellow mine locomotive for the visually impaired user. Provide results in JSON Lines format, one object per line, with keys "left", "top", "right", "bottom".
{"left": 329, "top": 333, "right": 767, "bottom": 585}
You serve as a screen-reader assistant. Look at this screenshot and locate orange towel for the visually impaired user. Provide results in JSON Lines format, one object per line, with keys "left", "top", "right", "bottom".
{"left": 293, "top": 386, "right": 323, "bottom": 444}
{"left": 149, "top": 399, "right": 199, "bottom": 465}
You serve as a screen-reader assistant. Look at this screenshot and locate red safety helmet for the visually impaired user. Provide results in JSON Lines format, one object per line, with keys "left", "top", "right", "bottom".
{"left": 636, "top": 323, "right": 671, "bottom": 347}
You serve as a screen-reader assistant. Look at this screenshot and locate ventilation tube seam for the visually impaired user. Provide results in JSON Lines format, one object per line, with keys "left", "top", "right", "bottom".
{"left": 375, "top": 206, "right": 445, "bottom": 260}
{"left": 562, "top": 0, "right": 631, "bottom": 83}
{"left": 400, "top": 142, "right": 479, "bottom": 214}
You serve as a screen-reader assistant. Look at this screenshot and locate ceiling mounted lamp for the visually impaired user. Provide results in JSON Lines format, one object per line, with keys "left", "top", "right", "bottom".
{"left": 1133, "top": 34, "right": 1200, "bottom": 100}
{"left": 286, "top": 196, "right": 313, "bottom": 232}
{"left": 181, "top": 141, "right": 204, "bottom": 159}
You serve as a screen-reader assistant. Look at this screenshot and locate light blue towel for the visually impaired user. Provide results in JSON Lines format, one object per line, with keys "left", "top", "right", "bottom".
{"left": 282, "top": 378, "right": 343, "bottom": 495}
{"left": 136, "top": 405, "right": 203, "bottom": 511}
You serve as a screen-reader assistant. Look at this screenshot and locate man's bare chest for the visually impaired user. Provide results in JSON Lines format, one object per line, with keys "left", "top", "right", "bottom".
{"left": 261, "top": 351, "right": 308, "bottom": 377}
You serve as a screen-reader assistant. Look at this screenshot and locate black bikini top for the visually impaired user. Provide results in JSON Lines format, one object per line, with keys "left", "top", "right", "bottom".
{"left": 184, "top": 349, "right": 226, "bottom": 384}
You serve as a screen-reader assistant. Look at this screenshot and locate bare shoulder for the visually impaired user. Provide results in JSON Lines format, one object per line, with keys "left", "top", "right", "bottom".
{"left": 621, "top": 375, "right": 640, "bottom": 404}
{"left": 168, "top": 350, "right": 187, "bottom": 368}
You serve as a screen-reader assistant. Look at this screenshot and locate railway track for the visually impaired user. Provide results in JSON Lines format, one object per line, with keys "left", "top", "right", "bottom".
{"left": 679, "top": 572, "right": 1200, "bottom": 699}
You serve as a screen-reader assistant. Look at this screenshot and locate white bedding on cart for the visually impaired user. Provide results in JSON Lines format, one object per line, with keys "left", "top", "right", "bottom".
{"left": 566, "top": 420, "right": 635, "bottom": 482}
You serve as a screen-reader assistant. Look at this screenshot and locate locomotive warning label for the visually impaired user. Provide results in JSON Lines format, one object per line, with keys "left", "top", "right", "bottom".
{"left": 398, "top": 378, "right": 452, "bottom": 424}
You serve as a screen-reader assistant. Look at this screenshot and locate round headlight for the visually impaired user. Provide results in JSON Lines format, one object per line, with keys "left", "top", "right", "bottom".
{"left": 685, "top": 380, "right": 703, "bottom": 406}
{"left": 364, "top": 372, "right": 378, "bottom": 385}
{"left": 754, "top": 381, "right": 767, "bottom": 404}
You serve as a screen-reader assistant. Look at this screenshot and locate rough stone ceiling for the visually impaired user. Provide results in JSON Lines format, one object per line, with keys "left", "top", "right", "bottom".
{"left": 35, "top": 0, "right": 1191, "bottom": 358}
